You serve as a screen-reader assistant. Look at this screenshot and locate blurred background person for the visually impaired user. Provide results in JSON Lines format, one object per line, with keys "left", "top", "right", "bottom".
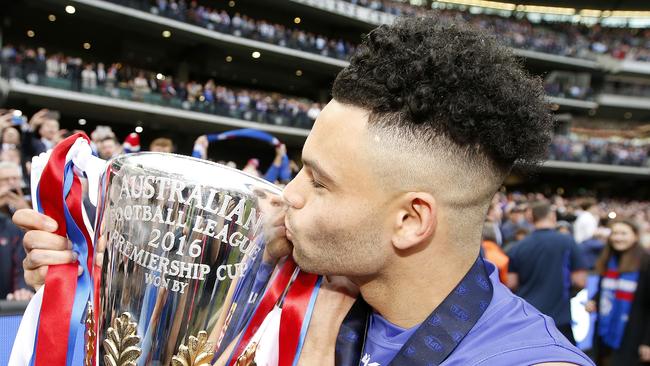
{"left": 508, "top": 201, "right": 588, "bottom": 345}
{"left": 149, "top": 137, "right": 175, "bottom": 153}
{"left": 586, "top": 220, "right": 650, "bottom": 365}
{"left": 0, "top": 161, "right": 31, "bottom": 302}
{"left": 481, "top": 222, "right": 510, "bottom": 284}
{"left": 575, "top": 200, "right": 601, "bottom": 245}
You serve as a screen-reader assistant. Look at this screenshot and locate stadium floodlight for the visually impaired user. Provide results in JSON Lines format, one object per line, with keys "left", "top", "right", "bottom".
{"left": 78, "top": 119, "right": 87, "bottom": 126}
{"left": 608, "top": 212, "right": 617, "bottom": 219}
{"left": 611, "top": 10, "right": 650, "bottom": 17}
{"left": 65, "top": 5, "right": 76, "bottom": 14}
{"left": 48, "top": 14, "right": 57, "bottom": 22}
{"left": 579, "top": 9, "right": 602, "bottom": 17}
{"left": 135, "top": 126, "right": 144, "bottom": 133}
{"left": 83, "top": 42, "right": 91, "bottom": 50}
{"left": 27, "top": 30, "right": 35, "bottom": 38}
{"left": 295, "top": 70, "right": 303, "bottom": 77}
{"left": 294, "top": 17, "right": 301, "bottom": 24}
{"left": 226, "top": 56, "right": 233, "bottom": 62}
{"left": 162, "top": 30, "right": 172, "bottom": 38}
{"left": 252, "top": 51, "right": 261, "bottom": 59}
{"left": 520, "top": 4, "right": 575, "bottom": 15}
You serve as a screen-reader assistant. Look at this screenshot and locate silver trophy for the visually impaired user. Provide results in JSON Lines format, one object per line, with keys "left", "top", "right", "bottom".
{"left": 90, "top": 153, "right": 283, "bottom": 366}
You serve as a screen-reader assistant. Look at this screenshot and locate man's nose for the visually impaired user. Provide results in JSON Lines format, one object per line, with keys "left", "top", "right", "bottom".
{"left": 282, "top": 171, "right": 305, "bottom": 209}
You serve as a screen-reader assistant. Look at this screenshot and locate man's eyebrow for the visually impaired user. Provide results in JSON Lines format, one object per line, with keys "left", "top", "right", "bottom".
{"left": 302, "top": 158, "right": 336, "bottom": 184}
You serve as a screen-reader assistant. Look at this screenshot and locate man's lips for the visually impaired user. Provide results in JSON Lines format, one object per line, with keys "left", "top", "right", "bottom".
{"left": 284, "top": 218, "right": 294, "bottom": 241}
{"left": 285, "top": 228, "right": 294, "bottom": 242}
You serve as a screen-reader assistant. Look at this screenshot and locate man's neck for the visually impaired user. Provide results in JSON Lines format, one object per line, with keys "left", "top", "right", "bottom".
{"left": 353, "top": 239, "right": 479, "bottom": 329}
{"left": 535, "top": 221, "right": 554, "bottom": 230}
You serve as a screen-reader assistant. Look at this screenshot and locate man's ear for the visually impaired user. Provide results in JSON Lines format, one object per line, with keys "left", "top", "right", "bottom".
{"left": 392, "top": 192, "right": 437, "bottom": 251}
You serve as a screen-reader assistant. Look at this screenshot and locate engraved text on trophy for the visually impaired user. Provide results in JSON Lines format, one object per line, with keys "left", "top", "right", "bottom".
{"left": 108, "top": 174, "right": 266, "bottom": 294}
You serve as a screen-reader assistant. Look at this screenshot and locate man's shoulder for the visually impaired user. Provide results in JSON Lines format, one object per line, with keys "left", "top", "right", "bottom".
{"left": 507, "top": 235, "right": 537, "bottom": 256}
{"left": 447, "top": 283, "right": 594, "bottom": 366}
{"left": 531, "top": 230, "right": 576, "bottom": 249}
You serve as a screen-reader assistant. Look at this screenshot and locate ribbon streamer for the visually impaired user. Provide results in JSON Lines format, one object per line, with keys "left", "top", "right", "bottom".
{"left": 9, "top": 133, "right": 106, "bottom": 366}
{"left": 227, "top": 257, "right": 321, "bottom": 366}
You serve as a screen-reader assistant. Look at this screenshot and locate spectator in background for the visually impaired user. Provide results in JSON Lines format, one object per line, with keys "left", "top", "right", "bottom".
{"left": 482, "top": 222, "right": 509, "bottom": 284}
{"left": 508, "top": 201, "right": 587, "bottom": 344}
{"left": 2, "top": 126, "right": 21, "bottom": 151}
{"left": 22, "top": 49, "right": 38, "bottom": 85}
{"left": 586, "top": 220, "right": 650, "bottom": 365}
{"left": 35, "top": 47, "right": 46, "bottom": 84}
{"left": 0, "top": 44, "right": 18, "bottom": 79}
{"left": 486, "top": 203, "right": 503, "bottom": 246}
{"left": 160, "top": 76, "right": 177, "bottom": 104}
{"left": 97, "top": 136, "right": 122, "bottom": 160}
{"left": 68, "top": 57, "right": 83, "bottom": 91}
{"left": 45, "top": 53, "right": 60, "bottom": 78}
{"left": 81, "top": 64, "right": 98, "bottom": 90}
{"left": 580, "top": 228, "right": 608, "bottom": 271}
{"left": 0, "top": 161, "right": 32, "bottom": 301}
{"left": 21, "top": 109, "right": 61, "bottom": 162}
{"left": 149, "top": 137, "right": 174, "bottom": 153}
{"left": 132, "top": 71, "right": 151, "bottom": 101}
{"left": 1, "top": 148, "right": 22, "bottom": 167}
{"left": 501, "top": 204, "right": 533, "bottom": 245}
{"left": 96, "top": 62, "right": 107, "bottom": 88}
{"left": 575, "top": 200, "right": 601, "bottom": 244}
{"left": 242, "top": 158, "right": 261, "bottom": 177}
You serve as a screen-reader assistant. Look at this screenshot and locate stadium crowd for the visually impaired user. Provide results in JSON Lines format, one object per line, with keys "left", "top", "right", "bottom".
{"left": 4, "top": 45, "right": 650, "bottom": 169}
{"left": 344, "top": 0, "right": 650, "bottom": 62}
{"left": 0, "top": 45, "right": 321, "bottom": 129}
{"left": 108, "top": 0, "right": 650, "bottom": 63}
{"left": 604, "top": 81, "right": 650, "bottom": 98}
{"left": 550, "top": 135, "right": 650, "bottom": 167}
{"left": 111, "top": 0, "right": 356, "bottom": 60}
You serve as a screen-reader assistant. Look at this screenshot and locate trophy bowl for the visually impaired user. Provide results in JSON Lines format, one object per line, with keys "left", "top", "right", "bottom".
{"left": 92, "top": 152, "right": 284, "bottom": 366}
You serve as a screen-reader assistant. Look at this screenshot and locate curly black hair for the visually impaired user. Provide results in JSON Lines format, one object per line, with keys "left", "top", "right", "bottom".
{"left": 332, "top": 15, "right": 553, "bottom": 172}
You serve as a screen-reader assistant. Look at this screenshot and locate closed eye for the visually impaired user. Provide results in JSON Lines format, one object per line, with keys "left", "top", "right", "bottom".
{"left": 310, "top": 178, "right": 326, "bottom": 189}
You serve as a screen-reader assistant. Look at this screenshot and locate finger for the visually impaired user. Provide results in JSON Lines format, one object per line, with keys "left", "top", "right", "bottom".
{"left": 13, "top": 209, "right": 58, "bottom": 232}
{"left": 23, "top": 230, "right": 70, "bottom": 252}
{"left": 6, "top": 293, "right": 14, "bottom": 301}
{"left": 266, "top": 226, "right": 287, "bottom": 242}
{"left": 24, "top": 249, "right": 77, "bottom": 270}
{"left": 24, "top": 266, "right": 49, "bottom": 289}
{"left": 95, "top": 252, "right": 104, "bottom": 267}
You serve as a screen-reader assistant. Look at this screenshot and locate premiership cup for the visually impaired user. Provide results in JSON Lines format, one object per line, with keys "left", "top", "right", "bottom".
{"left": 91, "top": 152, "right": 284, "bottom": 366}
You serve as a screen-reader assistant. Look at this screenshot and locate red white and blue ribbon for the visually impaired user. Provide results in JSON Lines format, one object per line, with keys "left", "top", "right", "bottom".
{"left": 227, "top": 257, "right": 321, "bottom": 366}
{"left": 9, "top": 133, "right": 106, "bottom": 366}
